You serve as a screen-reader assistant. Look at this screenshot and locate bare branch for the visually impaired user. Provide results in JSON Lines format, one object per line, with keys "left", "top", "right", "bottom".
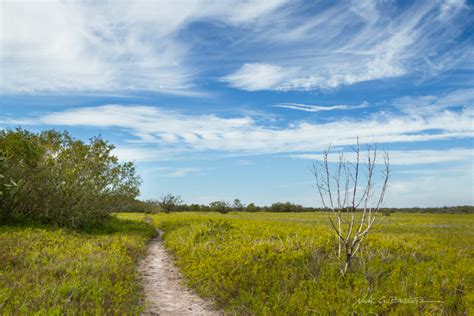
{"left": 312, "top": 140, "right": 390, "bottom": 276}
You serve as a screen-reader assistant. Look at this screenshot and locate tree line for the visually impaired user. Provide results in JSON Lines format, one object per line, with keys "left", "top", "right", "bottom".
{"left": 129, "top": 197, "right": 314, "bottom": 214}
{"left": 128, "top": 195, "right": 474, "bottom": 214}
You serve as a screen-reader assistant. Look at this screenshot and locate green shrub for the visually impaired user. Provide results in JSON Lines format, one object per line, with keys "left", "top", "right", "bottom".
{"left": 0, "top": 129, "right": 141, "bottom": 228}
{"left": 0, "top": 153, "right": 18, "bottom": 198}
{"left": 269, "top": 202, "right": 304, "bottom": 212}
{"left": 158, "top": 194, "right": 183, "bottom": 213}
{"left": 209, "top": 201, "right": 231, "bottom": 214}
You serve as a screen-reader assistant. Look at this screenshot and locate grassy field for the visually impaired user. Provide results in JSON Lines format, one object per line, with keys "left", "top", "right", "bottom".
{"left": 0, "top": 218, "right": 155, "bottom": 314}
{"left": 1, "top": 212, "right": 472, "bottom": 314}
{"left": 121, "top": 212, "right": 474, "bottom": 315}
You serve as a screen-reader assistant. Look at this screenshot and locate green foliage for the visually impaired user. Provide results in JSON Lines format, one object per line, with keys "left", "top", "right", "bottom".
{"left": 158, "top": 194, "right": 183, "bottom": 213}
{"left": 232, "top": 199, "right": 244, "bottom": 212}
{"left": 209, "top": 201, "right": 231, "bottom": 214}
{"left": 0, "top": 217, "right": 155, "bottom": 314}
{"left": 127, "top": 199, "right": 161, "bottom": 214}
{"left": 119, "top": 200, "right": 474, "bottom": 214}
{"left": 0, "top": 154, "right": 18, "bottom": 198}
{"left": 120, "top": 212, "right": 474, "bottom": 315}
{"left": 0, "top": 128, "right": 141, "bottom": 228}
{"left": 269, "top": 202, "right": 304, "bottom": 212}
{"left": 246, "top": 202, "right": 258, "bottom": 212}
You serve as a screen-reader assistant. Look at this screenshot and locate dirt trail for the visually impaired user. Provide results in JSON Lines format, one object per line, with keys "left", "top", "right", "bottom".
{"left": 139, "top": 230, "right": 221, "bottom": 315}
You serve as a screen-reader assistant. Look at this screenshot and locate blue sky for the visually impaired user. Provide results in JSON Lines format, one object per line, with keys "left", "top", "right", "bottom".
{"left": 1, "top": 0, "right": 473, "bottom": 207}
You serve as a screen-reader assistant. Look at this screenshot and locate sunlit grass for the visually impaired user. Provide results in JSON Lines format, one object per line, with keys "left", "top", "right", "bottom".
{"left": 120, "top": 212, "right": 474, "bottom": 315}
{"left": 0, "top": 217, "right": 155, "bottom": 314}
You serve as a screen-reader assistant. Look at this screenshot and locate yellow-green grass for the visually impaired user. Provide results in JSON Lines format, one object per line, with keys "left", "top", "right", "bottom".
{"left": 0, "top": 217, "right": 155, "bottom": 314}
{"left": 120, "top": 212, "right": 474, "bottom": 315}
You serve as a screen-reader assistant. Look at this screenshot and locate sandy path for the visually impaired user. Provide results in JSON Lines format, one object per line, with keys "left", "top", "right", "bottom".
{"left": 139, "top": 230, "right": 221, "bottom": 315}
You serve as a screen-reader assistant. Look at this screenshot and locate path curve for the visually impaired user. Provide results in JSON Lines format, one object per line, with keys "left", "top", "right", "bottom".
{"left": 139, "top": 230, "right": 221, "bottom": 315}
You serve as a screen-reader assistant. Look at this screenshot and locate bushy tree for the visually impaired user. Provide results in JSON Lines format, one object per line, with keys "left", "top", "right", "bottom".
{"left": 158, "top": 194, "right": 183, "bottom": 214}
{"left": 188, "top": 204, "right": 202, "bottom": 212}
{"left": 209, "top": 201, "right": 231, "bottom": 214}
{"left": 232, "top": 198, "right": 244, "bottom": 212}
{"left": 126, "top": 199, "right": 161, "bottom": 213}
{"left": 269, "top": 202, "right": 304, "bottom": 212}
{"left": 0, "top": 129, "right": 141, "bottom": 228}
{"left": 245, "top": 202, "right": 258, "bottom": 212}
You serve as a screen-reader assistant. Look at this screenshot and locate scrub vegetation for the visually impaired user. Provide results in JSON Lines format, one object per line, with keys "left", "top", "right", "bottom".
{"left": 0, "top": 128, "right": 141, "bottom": 228}
{"left": 0, "top": 218, "right": 155, "bottom": 314}
{"left": 121, "top": 212, "right": 474, "bottom": 315}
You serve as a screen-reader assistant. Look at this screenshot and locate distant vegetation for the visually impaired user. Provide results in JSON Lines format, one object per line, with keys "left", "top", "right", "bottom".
{"left": 129, "top": 199, "right": 474, "bottom": 214}
{"left": 121, "top": 212, "right": 474, "bottom": 315}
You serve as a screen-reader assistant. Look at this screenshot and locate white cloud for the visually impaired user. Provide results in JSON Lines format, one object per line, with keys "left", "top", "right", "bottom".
{"left": 291, "top": 148, "right": 474, "bottom": 165}
{"left": 1, "top": 0, "right": 190, "bottom": 93}
{"left": 222, "top": 1, "right": 472, "bottom": 91}
{"left": 349, "top": 0, "right": 378, "bottom": 20}
{"left": 204, "top": 0, "right": 287, "bottom": 24}
{"left": 140, "top": 166, "right": 203, "bottom": 177}
{"left": 274, "top": 101, "right": 368, "bottom": 112}
{"left": 397, "top": 165, "right": 468, "bottom": 176}
{"left": 440, "top": 0, "right": 466, "bottom": 20}
{"left": 112, "top": 146, "right": 186, "bottom": 162}
{"left": 0, "top": 0, "right": 287, "bottom": 94}
{"left": 393, "top": 89, "right": 474, "bottom": 116}
{"left": 222, "top": 63, "right": 291, "bottom": 91}
{"left": 6, "top": 101, "right": 473, "bottom": 160}
{"left": 3, "top": 1, "right": 469, "bottom": 94}
{"left": 386, "top": 169, "right": 474, "bottom": 207}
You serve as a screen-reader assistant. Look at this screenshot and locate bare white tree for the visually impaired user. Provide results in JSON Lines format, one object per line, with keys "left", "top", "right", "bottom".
{"left": 311, "top": 140, "right": 390, "bottom": 276}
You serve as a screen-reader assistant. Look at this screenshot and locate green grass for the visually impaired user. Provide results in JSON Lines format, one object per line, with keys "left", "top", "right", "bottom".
{"left": 0, "top": 217, "right": 156, "bottom": 315}
{"left": 120, "top": 212, "right": 474, "bottom": 315}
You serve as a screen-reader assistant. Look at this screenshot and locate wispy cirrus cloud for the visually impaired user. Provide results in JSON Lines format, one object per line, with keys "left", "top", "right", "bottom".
{"left": 291, "top": 148, "right": 474, "bottom": 165}
{"left": 222, "top": 0, "right": 472, "bottom": 91}
{"left": 221, "top": 63, "right": 291, "bottom": 91}
{"left": 1, "top": 0, "right": 287, "bottom": 94}
{"left": 386, "top": 166, "right": 474, "bottom": 207}
{"left": 274, "top": 101, "right": 368, "bottom": 113}
{"left": 393, "top": 89, "right": 474, "bottom": 116}
{"left": 139, "top": 166, "right": 204, "bottom": 177}
{"left": 2, "top": 1, "right": 471, "bottom": 94}
{"left": 5, "top": 94, "right": 473, "bottom": 160}
{"left": 1, "top": 1, "right": 190, "bottom": 94}
{"left": 111, "top": 146, "right": 187, "bottom": 162}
